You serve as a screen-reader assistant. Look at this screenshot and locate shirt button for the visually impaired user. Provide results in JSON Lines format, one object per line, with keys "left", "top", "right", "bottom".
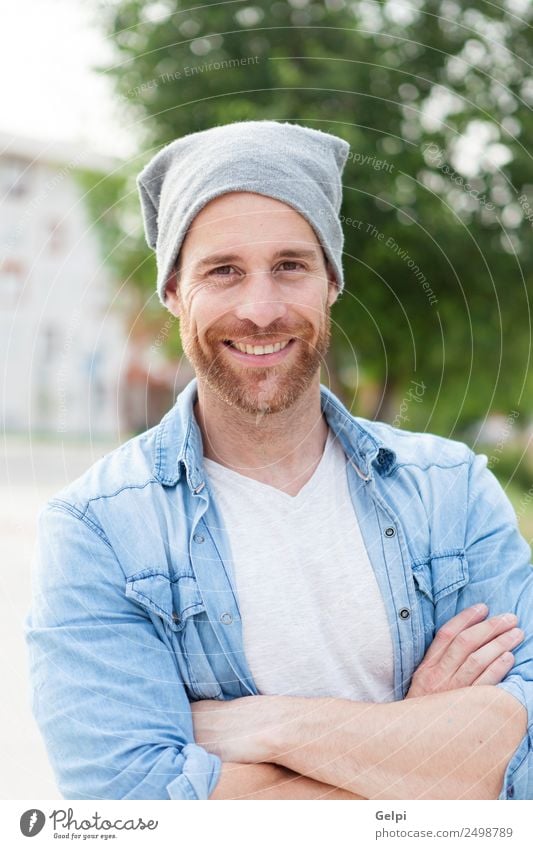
{"left": 384, "top": 526, "right": 396, "bottom": 537}
{"left": 193, "top": 533, "right": 205, "bottom": 544}
{"left": 507, "top": 785, "right": 515, "bottom": 798}
{"left": 399, "top": 607, "right": 411, "bottom": 620}
{"left": 220, "top": 612, "right": 233, "bottom": 625}
{"left": 171, "top": 611, "right": 181, "bottom": 623}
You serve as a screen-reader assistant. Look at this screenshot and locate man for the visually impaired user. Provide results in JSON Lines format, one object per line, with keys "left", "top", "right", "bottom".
{"left": 26, "top": 121, "right": 531, "bottom": 801}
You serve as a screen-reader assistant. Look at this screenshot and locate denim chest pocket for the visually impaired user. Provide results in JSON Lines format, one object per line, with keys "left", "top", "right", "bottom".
{"left": 125, "top": 570, "right": 203, "bottom": 630}
{"left": 125, "top": 569, "right": 223, "bottom": 700}
{"left": 411, "top": 552, "right": 469, "bottom": 604}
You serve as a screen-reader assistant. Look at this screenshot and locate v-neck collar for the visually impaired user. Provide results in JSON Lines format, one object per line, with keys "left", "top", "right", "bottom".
{"left": 203, "top": 429, "right": 334, "bottom": 503}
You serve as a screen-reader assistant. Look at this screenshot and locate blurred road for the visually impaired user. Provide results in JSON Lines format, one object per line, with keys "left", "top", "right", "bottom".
{"left": 0, "top": 434, "right": 120, "bottom": 799}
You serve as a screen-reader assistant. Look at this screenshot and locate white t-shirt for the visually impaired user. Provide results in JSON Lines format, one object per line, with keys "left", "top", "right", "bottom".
{"left": 203, "top": 428, "right": 395, "bottom": 702}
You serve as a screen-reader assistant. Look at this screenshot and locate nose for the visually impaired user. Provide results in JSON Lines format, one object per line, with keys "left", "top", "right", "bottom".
{"left": 232, "top": 270, "right": 289, "bottom": 327}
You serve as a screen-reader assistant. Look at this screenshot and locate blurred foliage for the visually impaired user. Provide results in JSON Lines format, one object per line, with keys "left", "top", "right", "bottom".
{"left": 482, "top": 444, "right": 533, "bottom": 493}
{"left": 84, "top": 0, "right": 533, "bottom": 432}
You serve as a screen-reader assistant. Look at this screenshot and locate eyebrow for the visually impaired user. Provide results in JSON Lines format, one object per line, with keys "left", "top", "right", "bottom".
{"left": 191, "top": 248, "right": 321, "bottom": 273}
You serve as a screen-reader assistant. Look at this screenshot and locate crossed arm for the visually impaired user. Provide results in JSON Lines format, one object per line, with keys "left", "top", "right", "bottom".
{"left": 192, "top": 605, "right": 527, "bottom": 800}
{"left": 197, "top": 686, "right": 524, "bottom": 800}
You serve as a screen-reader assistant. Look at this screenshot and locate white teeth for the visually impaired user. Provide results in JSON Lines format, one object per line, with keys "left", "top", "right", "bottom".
{"left": 231, "top": 340, "right": 290, "bottom": 355}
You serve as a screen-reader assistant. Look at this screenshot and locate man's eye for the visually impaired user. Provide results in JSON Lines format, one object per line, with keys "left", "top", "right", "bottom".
{"left": 278, "top": 261, "right": 304, "bottom": 271}
{"left": 210, "top": 265, "right": 236, "bottom": 276}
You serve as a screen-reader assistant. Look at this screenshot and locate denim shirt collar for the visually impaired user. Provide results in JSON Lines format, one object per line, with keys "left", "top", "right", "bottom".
{"left": 153, "top": 376, "right": 396, "bottom": 490}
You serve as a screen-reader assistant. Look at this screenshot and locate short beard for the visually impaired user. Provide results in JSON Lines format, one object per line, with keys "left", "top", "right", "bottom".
{"left": 180, "top": 311, "right": 332, "bottom": 417}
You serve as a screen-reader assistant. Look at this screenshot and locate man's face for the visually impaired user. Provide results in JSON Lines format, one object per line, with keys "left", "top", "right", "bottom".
{"left": 165, "top": 192, "right": 339, "bottom": 416}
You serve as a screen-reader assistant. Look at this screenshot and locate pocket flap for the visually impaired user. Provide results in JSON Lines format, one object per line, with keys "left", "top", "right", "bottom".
{"left": 412, "top": 552, "right": 469, "bottom": 603}
{"left": 125, "top": 570, "right": 204, "bottom": 631}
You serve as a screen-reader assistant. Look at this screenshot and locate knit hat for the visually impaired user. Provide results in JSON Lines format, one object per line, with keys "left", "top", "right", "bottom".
{"left": 136, "top": 120, "right": 350, "bottom": 308}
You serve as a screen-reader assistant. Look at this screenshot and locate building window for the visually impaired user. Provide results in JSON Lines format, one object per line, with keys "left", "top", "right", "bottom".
{"left": 42, "top": 325, "right": 62, "bottom": 359}
{"left": 0, "top": 260, "right": 23, "bottom": 308}
{"left": 0, "top": 157, "right": 28, "bottom": 197}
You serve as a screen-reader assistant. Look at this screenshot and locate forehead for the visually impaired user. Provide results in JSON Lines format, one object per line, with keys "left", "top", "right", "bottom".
{"left": 181, "top": 191, "right": 321, "bottom": 257}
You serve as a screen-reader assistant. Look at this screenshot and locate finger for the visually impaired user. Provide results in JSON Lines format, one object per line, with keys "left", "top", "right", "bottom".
{"left": 434, "top": 613, "right": 520, "bottom": 680}
{"left": 472, "top": 651, "right": 517, "bottom": 686}
{"left": 451, "top": 627, "right": 524, "bottom": 688}
{"left": 422, "top": 604, "right": 490, "bottom": 665}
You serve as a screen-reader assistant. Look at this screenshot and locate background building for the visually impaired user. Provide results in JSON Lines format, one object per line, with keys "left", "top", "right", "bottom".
{"left": 0, "top": 132, "right": 140, "bottom": 438}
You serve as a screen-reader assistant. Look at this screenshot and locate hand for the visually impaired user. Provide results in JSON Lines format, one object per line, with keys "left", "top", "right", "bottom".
{"left": 191, "top": 695, "right": 279, "bottom": 763}
{"left": 405, "top": 603, "right": 524, "bottom": 699}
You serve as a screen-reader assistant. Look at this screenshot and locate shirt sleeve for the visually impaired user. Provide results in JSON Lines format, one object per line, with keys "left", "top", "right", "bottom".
{"left": 24, "top": 503, "right": 222, "bottom": 800}
{"left": 465, "top": 452, "right": 533, "bottom": 800}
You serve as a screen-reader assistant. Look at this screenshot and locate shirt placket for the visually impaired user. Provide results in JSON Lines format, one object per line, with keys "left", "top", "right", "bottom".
{"left": 188, "top": 483, "right": 259, "bottom": 697}
{"left": 344, "top": 459, "right": 425, "bottom": 700}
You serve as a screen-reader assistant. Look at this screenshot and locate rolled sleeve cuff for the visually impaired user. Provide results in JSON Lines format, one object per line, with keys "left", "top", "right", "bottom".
{"left": 167, "top": 742, "right": 222, "bottom": 800}
{"left": 496, "top": 679, "right": 532, "bottom": 800}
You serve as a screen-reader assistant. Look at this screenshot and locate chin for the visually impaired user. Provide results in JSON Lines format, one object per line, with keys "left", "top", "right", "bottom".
{"left": 212, "top": 372, "right": 315, "bottom": 416}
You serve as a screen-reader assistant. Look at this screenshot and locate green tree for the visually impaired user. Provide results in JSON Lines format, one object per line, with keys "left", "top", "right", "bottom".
{"left": 82, "top": 0, "right": 533, "bottom": 433}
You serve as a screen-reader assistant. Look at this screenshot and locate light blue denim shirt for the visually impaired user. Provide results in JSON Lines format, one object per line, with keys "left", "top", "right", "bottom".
{"left": 25, "top": 377, "right": 533, "bottom": 800}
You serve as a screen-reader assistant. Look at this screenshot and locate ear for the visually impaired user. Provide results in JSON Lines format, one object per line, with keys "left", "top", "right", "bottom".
{"left": 164, "top": 270, "right": 181, "bottom": 317}
{"left": 326, "top": 262, "right": 340, "bottom": 308}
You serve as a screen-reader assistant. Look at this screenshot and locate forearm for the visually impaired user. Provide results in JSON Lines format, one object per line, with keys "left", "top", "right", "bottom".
{"left": 268, "top": 686, "right": 527, "bottom": 799}
{"left": 209, "top": 762, "right": 367, "bottom": 799}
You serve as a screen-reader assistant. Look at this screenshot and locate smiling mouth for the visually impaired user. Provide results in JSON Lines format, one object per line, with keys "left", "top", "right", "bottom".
{"left": 223, "top": 339, "right": 293, "bottom": 356}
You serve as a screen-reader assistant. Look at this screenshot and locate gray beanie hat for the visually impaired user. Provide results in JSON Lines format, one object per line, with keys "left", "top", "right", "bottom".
{"left": 136, "top": 120, "right": 350, "bottom": 308}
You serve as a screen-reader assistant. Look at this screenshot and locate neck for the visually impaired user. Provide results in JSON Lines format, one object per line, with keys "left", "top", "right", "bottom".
{"left": 193, "top": 373, "right": 330, "bottom": 495}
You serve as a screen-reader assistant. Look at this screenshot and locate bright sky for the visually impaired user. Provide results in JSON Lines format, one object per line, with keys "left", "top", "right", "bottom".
{"left": 0, "top": 0, "right": 136, "bottom": 158}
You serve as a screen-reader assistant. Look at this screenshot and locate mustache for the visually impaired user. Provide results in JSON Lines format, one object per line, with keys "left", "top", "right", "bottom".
{"left": 207, "top": 319, "right": 314, "bottom": 343}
